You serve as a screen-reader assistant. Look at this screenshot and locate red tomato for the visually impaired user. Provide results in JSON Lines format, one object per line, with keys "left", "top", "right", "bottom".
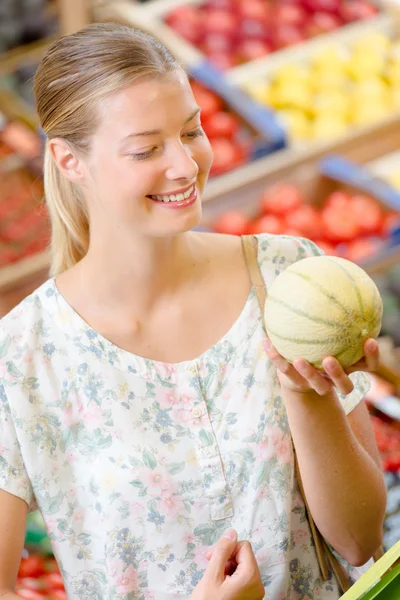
{"left": 312, "top": 240, "right": 337, "bottom": 256}
{"left": 323, "top": 190, "right": 351, "bottom": 211}
{"left": 282, "top": 227, "right": 303, "bottom": 237}
{"left": 349, "top": 194, "right": 384, "bottom": 235}
{"left": 346, "top": 238, "right": 383, "bottom": 263}
{"left": 210, "top": 137, "right": 246, "bottom": 175}
{"left": 286, "top": 205, "right": 323, "bottom": 239}
{"left": 260, "top": 183, "right": 304, "bottom": 216}
{"left": 17, "top": 590, "right": 46, "bottom": 600}
{"left": 18, "top": 555, "right": 46, "bottom": 579}
{"left": 166, "top": 7, "right": 204, "bottom": 44}
{"left": 321, "top": 206, "right": 361, "bottom": 243}
{"left": 44, "top": 572, "right": 65, "bottom": 590}
{"left": 203, "top": 10, "right": 238, "bottom": 37}
{"left": 249, "top": 215, "right": 284, "bottom": 235}
{"left": 18, "top": 578, "right": 47, "bottom": 592}
{"left": 190, "top": 83, "right": 223, "bottom": 120}
{"left": 202, "top": 111, "right": 240, "bottom": 139}
{"left": 212, "top": 211, "right": 250, "bottom": 235}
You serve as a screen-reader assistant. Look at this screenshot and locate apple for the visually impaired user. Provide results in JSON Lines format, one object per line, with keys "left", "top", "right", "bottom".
{"left": 204, "top": 0, "right": 235, "bottom": 10}
{"left": 302, "top": 0, "right": 342, "bottom": 13}
{"left": 237, "top": 39, "right": 273, "bottom": 62}
{"left": 305, "top": 11, "right": 342, "bottom": 36}
{"left": 202, "top": 32, "right": 232, "bottom": 55}
{"left": 212, "top": 211, "right": 250, "bottom": 235}
{"left": 202, "top": 111, "right": 240, "bottom": 139}
{"left": 237, "top": 0, "right": 272, "bottom": 23}
{"left": 249, "top": 215, "right": 285, "bottom": 235}
{"left": 166, "top": 7, "right": 204, "bottom": 44}
{"left": 339, "top": 0, "right": 378, "bottom": 23}
{"left": 260, "top": 183, "right": 304, "bottom": 216}
{"left": 236, "top": 19, "right": 271, "bottom": 41}
{"left": 272, "top": 25, "right": 306, "bottom": 50}
{"left": 275, "top": 4, "right": 308, "bottom": 27}
{"left": 203, "top": 10, "right": 238, "bottom": 37}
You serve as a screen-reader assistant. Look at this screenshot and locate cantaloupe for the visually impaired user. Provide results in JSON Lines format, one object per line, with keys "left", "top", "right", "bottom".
{"left": 264, "top": 256, "right": 383, "bottom": 369}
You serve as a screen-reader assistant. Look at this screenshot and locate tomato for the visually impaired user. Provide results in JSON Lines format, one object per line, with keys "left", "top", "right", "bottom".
{"left": 285, "top": 205, "right": 323, "bottom": 239}
{"left": 260, "top": 183, "right": 304, "bottom": 216}
{"left": 166, "top": 7, "right": 203, "bottom": 44}
{"left": 346, "top": 238, "right": 383, "bottom": 263}
{"left": 348, "top": 194, "right": 384, "bottom": 236}
{"left": 249, "top": 215, "right": 285, "bottom": 235}
{"left": 202, "top": 111, "right": 240, "bottom": 139}
{"left": 321, "top": 206, "right": 361, "bottom": 243}
{"left": 208, "top": 52, "right": 240, "bottom": 70}
{"left": 44, "top": 572, "right": 65, "bottom": 590}
{"left": 18, "top": 555, "right": 46, "bottom": 579}
{"left": 323, "top": 190, "right": 352, "bottom": 211}
{"left": 210, "top": 137, "right": 246, "bottom": 175}
{"left": 282, "top": 227, "right": 303, "bottom": 237}
{"left": 212, "top": 211, "right": 250, "bottom": 235}
{"left": 18, "top": 578, "right": 47, "bottom": 592}
{"left": 190, "top": 83, "right": 223, "bottom": 120}
{"left": 17, "top": 590, "right": 46, "bottom": 600}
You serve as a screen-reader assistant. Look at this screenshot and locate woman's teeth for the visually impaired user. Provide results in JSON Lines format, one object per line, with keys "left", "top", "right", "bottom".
{"left": 151, "top": 185, "right": 194, "bottom": 203}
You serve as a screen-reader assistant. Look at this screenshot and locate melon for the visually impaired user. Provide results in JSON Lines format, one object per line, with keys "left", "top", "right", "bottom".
{"left": 264, "top": 256, "right": 383, "bottom": 369}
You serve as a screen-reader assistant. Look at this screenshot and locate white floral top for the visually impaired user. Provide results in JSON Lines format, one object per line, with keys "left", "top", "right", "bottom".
{"left": 0, "top": 234, "right": 371, "bottom": 600}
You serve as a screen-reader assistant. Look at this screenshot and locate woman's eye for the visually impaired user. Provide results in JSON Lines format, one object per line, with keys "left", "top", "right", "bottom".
{"left": 128, "top": 148, "right": 157, "bottom": 161}
{"left": 185, "top": 127, "right": 205, "bottom": 139}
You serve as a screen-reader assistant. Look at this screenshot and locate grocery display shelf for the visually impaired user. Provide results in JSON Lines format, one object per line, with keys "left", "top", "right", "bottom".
{"left": 96, "top": 0, "right": 384, "bottom": 76}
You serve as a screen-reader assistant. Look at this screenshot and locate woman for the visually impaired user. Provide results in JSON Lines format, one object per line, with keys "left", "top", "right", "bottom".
{"left": 0, "top": 23, "right": 386, "bottom": 600}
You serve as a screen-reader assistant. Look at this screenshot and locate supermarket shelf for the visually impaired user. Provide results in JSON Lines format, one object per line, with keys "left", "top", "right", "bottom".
{"left": 0, "top": 36, "right": 56, "bottom": 77}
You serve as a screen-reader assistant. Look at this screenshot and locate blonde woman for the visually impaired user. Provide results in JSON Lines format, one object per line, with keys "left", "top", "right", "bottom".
{"left": 0, "top": 23, "right": 386, "bottom": 600}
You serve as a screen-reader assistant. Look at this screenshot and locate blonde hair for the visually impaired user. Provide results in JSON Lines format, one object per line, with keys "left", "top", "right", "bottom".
{"left": 34, "top": 22, "right": 180, "bottom": 276}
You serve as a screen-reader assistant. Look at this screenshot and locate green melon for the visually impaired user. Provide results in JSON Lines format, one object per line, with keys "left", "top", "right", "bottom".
{"left": 264, "top": 256, "right": 383, "bottom": 369}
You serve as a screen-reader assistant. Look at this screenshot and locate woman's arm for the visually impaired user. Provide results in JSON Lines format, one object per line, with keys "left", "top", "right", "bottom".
{"left": 265, "top": 338, "right": 386, "bottom": 567}
{"left": 0, "top": 490, "right": 29, "bottom": 598}
{"left": 284, "top": 388, "right": 386, "bottom": 566}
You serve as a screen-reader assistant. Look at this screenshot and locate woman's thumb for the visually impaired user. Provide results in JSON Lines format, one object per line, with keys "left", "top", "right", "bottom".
{"left": 207, "top": 529, "right": 238, "bottom": 578}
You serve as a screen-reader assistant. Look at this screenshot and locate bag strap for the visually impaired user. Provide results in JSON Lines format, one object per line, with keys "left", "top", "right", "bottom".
{"left": 241, "top": 234, "right": 351, "bottom": 592}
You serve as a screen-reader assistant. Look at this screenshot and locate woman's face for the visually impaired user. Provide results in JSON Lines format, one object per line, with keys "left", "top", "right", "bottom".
{"left": 84, "top": 70, "right": 213, "bottom": 239}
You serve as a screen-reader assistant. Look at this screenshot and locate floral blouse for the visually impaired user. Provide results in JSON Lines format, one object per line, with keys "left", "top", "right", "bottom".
{"left": 0, "top": 234, "right": 371, "bottom": 600}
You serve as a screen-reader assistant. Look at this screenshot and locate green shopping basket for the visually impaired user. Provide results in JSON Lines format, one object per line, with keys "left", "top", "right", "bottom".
{"left": 340, "top": 541, "right": 400, "bottom": 599}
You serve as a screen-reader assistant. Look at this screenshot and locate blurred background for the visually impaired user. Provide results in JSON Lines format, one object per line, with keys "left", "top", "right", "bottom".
{"left": 1, "top": 0, "right": 400, "bottom": 597}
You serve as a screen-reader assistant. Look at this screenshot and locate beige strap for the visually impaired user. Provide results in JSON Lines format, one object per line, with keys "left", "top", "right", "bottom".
{"left": 241, "top": 234, "right": 344, "bottom": 588}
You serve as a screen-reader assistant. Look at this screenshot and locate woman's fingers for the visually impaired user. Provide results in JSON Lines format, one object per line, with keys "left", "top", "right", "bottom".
{"left": 263, "top": 340, "right": 307, "bottom": 387}
{"left": 293, "top": 358, "right": 333, "bottom": 395}
{"left": 322, "top": 357, "right": 354, "bottom": 395}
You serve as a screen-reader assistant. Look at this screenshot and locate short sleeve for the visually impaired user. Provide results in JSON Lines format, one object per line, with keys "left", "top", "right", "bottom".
{"left": 0, "top": 382, "right": 36, "bottom": 510}
{"left": 337, "top": 372, "right": 371, "bottom": 415}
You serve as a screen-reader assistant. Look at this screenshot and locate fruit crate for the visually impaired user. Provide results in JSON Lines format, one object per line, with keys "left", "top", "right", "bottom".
{"left": 201, "top": 114, "right": 400, "bottom": 271}
{"left": 225, "top": 11, "right": 399, "bottom": 147}
{"left": 95, "top": 0, "right": 383, "bottom": 76}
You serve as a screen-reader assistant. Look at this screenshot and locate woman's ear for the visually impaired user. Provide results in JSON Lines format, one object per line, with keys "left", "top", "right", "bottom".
{"left": 48, "top": 138, "right": 86, "bottom": 185}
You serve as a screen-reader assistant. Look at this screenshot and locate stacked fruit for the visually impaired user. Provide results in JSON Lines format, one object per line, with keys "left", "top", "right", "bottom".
{"left": 16, "top": 554, "right": 66, "bottom": 600}
{"left": 370, "top": 413, "right": 400, "bottom": 472}
{"left": 211, "top": 182, "right": 399, "bottom": 262}
{"left": 165, "top": 0, "right": 378, "bottom": 70}
{"left": 244, "top": 31, "right": 400, "bottom": 142}
{"left": 0, "top": 166, "right": 49, "bottom": 267}
{"left": 190, "top": 81, "right": 253, "bottom": 175}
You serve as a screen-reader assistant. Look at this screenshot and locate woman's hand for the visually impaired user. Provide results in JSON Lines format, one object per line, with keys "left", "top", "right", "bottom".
{"left": 263, "top": 338, "right": 380, "bottom": 396}
{"left": 190, "top": 529, "right": 264, "bottom": 600}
